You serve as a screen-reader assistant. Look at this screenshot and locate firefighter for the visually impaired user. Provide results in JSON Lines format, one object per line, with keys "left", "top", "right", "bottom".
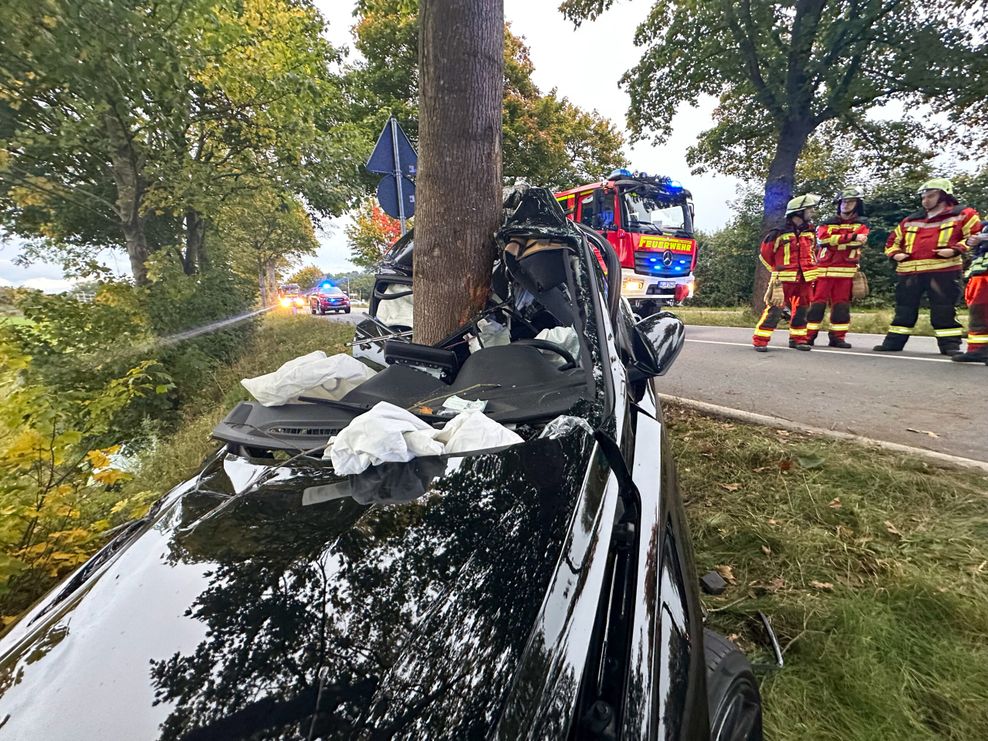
{"left": 807, "top": 186, "right": 869, "bottom": 348}
{"left": 952, "top": 220, "right": 988, "bottom": 363}
{"left": 873, "top": 178, "right": 981, "bottom": 355}
{"left": 752, "top": 193, "right": 821, "bottom": 352}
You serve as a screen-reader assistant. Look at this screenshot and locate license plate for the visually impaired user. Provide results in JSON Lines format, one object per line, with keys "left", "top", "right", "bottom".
{"left": 658, "top": 281, "right": 676, "bottom": 288}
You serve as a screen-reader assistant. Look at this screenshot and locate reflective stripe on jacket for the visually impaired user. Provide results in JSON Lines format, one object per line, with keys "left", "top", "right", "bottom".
{"left": 759, "top": 222, "right": 817, "bottom": 282}
{"left": 885, "top": 206, "right": 981, "bottom": 274}
{"left": 815, "top": 217, "right": 868, "bottom": 277}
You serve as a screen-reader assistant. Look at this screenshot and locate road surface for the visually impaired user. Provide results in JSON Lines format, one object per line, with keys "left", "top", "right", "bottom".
{"left": 317, "top": 313, "right": 987, "bottom": 463}
{"left": 662, "top": 325, "right": 987, "bottom": 463}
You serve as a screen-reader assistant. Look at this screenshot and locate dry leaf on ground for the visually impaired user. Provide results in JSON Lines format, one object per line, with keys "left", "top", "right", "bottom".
{"left": 718, "top": 482, "right": 742, "bottom": 492}
{"left": 761, "top": 544, "right": 772, "bottom": 556}
{"left": 714, "top": 564, "right": 736, "bottom": 584}
{"left": 885, "top": 520, "right": 902, "bottom": 537}
{"left": 906, "top": 428, "right": 940, "bottom": 438}
{"left": 828, "top": 497, "right": 842, "bottom": 509}
{"left": 809, "top": 580, "right": 834, "bottom": 591}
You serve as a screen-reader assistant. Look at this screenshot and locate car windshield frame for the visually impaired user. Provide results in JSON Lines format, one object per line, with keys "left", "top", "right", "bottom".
{"left": 622, "top": 189, "right": 693, "bottom": 236}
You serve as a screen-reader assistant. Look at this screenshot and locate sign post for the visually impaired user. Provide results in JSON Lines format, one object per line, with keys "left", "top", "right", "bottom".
{"left": 366, "top": 117, "right": 418, "bottom": 234}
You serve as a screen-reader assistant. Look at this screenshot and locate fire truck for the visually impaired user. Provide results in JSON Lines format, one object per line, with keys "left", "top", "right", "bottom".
{"left": 555, "top": 169, "right": 697, "bottom": 313}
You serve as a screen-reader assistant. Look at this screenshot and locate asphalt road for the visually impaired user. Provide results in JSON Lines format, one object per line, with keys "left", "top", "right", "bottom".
{"left": 662, "top": 325, "right": 988, "bottom": 463}
{"left": 316, "top": 312, "right": 987, "bottom": 462}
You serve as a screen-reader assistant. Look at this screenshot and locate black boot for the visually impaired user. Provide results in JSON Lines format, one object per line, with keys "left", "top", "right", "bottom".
{"left": 828, "top": 338, "right": 852, "bottom": 349}
{"left": 939, "top": 344, "right": 962, "bottom": 357}
{"left": 951, "top": 350, "right": 988, "bottom": 363}
{"left": 874, "top": 334, "right": 906, "bottom": 352}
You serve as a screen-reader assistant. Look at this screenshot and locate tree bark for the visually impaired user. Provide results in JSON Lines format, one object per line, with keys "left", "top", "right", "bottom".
{"left": 752, "top": 117, "right": 813, "bottom": 312}
{"left": 413, "top": 0, "right": 504, "bottom": 345}
{"left": 105, "top": 112, "right": 149, "bottom": 285}
{"left": 183, "top": 208, "right": 207, "bottom": 275}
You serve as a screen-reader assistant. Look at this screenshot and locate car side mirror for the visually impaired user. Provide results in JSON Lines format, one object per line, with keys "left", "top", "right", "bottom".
{"left": 630, "top": 311, "right": 685, "bottom": 377}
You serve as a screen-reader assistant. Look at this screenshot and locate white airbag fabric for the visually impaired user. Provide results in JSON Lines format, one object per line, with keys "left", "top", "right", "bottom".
{"left": 325, "top": 401, "right": 523, "bottom": 475}
{"left": 241, "top": 352, "right": 377, "bottom": 407}
{"left": 535, "top": 326, "right": 581, "bottom": 364}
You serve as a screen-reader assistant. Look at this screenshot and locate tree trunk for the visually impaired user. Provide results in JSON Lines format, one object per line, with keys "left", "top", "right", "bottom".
{"left": 105, "top": 112, "right": 149, "bottom": 285}
{"left": 182, "top": 209, "right": 207, "bottom": 275}
{"left": 751, "top": 118, "right": 813, "bottom": 312}
{"left": 413, "top": 0, "right": 504, "bottom": 345}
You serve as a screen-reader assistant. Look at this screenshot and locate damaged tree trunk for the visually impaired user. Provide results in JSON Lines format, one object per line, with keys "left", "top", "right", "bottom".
{"left": 751, "top": 118, "right": 812, "bottom": 313}
{"left": 413, "top": 0, "right": 504, "bottom": 345}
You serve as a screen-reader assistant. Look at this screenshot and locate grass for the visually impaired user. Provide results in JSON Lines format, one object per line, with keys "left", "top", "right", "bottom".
{"left": 125, "top": 314, "right": 354, "bottom": 501}
{"left": 672, "top": 305, "right": 969, "bottom": 337}
{"left": 664, "top": 404, "right": 988, "bottom": 740}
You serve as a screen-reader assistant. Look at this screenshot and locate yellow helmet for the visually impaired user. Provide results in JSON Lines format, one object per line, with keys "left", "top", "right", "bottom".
{"left": 916, "top": 178, "right": 954, "bottom": 196}
{"left": 836, "top": 185, "right": 865, "bottom": 203}
{"left": 785, "top": 193, "right": 821, "bottom": 216}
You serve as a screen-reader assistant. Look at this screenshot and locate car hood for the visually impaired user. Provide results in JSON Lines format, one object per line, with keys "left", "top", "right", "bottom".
{"left": 0, "top": 426, "right": 615, "bottom": 740}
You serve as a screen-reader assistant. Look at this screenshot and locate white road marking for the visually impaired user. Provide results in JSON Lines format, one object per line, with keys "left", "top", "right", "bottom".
{"left": 683, "top": 338, "right": 963, "bottom": 364}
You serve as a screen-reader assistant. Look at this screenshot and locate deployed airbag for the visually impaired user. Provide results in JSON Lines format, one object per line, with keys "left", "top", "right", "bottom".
{"left": 241, "top": 352, "right": 377, "bottom": 407}
{"left": 325, "top": 401, "right": 523, "bottom": 475}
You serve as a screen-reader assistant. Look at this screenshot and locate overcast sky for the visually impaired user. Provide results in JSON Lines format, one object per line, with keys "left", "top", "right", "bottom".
{"left": 1, "top": 0, "right": 738, "bottom": 289}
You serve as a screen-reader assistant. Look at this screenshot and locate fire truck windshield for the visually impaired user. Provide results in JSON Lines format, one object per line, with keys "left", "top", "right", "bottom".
{"left": 624, "top": 192, "right": 692, "bottom": 236}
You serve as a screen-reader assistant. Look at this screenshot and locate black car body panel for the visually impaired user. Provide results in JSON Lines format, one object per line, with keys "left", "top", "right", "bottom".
{"left": 0, "top": 187, "right": 723, "bottom": 740}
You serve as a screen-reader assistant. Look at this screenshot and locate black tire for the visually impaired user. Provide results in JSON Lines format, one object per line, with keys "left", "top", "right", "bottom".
{"left": 344, "top": 307, "right": 351, "bottom": 314}
{"left": 704, "top": 630, "right": 763, "bottom": 741}
{"left": 310, "top": 305, "right": 316, "bottom": 315}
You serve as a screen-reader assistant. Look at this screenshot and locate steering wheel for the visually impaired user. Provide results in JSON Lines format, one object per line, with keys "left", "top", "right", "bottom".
{"left": 512, "top": 338, "right": 577, "bottom": 370}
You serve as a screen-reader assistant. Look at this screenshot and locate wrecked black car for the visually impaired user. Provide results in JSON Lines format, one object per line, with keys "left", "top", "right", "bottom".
{"left": 0, "top": 187, "right": 761, "bottom": 740}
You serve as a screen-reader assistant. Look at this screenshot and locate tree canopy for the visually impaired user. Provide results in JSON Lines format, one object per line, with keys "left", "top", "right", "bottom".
{"left": 345, "top": 0, "right": 627, "bottom": 190}
{"left": 0, "top": 0, "right": 363, "bottom": 285}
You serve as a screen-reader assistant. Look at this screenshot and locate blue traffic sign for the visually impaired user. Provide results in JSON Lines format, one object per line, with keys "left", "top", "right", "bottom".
{"left": 377, "top": 175, "right": 416, "bottom": 220}
{"left": 366, "top": 118, "right": 417, "bottom": 178}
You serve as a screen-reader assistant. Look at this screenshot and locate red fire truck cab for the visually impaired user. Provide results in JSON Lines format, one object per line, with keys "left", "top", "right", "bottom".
{"left": 555, "top": 170, "right": 697, "bottom": 312}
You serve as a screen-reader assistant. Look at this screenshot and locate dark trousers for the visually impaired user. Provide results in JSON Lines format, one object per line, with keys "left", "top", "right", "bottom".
{"left": 807, "top": 277, "right": 852, "bottom": 341}
{"left": 880, "top": 272, "right": 963, "bottom": 351}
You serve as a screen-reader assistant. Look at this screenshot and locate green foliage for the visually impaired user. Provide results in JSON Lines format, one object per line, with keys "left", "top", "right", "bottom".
{"left": 287, "top": 265, "right": 327, "bottom": 293}
{"left": 344, "top": 0, "right": 627, "bottom": 189}
{"left": 0, "top": 334, "right": 167, "bottom": 621}
{"left": 0, "top": 0, "right": 362, "bottom": 283}
{"left": 562, "top": 0, "right": 987, "bottom": 172}
{"left": 691, "top": 191, "right": 763, "bottom": 306}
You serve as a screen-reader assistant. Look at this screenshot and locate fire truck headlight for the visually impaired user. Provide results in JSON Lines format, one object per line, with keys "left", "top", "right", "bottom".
{"left": 624, "top": 278, "right": 645, "bottom": 292}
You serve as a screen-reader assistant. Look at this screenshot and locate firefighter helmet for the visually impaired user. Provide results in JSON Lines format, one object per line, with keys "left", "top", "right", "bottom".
{"left": 835, "top": 185, "right": 865, "bottom": 203}
{"left": 785, "top": 193, "right": 821, "bottom": 217}
{"left": 916, "top": 178, "right": 954, "bottom": 196}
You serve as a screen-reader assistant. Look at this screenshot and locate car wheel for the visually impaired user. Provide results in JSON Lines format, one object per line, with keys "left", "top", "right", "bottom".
{"left": 705, "top": 630, "right": 763, "bottom": 741}
{"left": 344, "top": 307, "right": 351, "bottom": 314}
{"left": 310, "top": 305, "right": 316, "bottom": 314}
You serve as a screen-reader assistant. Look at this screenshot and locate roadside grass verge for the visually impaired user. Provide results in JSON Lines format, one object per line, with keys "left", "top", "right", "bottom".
{"left": 124, "top": 314, "right": 353, "bottom": 504}
{"left": 673, "top": 306, "right": 968, "bottom": 337}
{"left": 664, "top": 404, "right": 988, "bottom": 740}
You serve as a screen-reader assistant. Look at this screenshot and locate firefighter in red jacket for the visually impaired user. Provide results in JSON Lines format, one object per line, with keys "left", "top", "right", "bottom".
{"left": 752, "top": 193, "right": 821, "bottom": 352}
{"left": 807, "top": 186, "right": 869, "bottom": 348}
{"left": 952, "top": 220, "right": 988, "bottom": 363}
{"left": 874, "top": 178, "right": 981, "bottom": 355}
